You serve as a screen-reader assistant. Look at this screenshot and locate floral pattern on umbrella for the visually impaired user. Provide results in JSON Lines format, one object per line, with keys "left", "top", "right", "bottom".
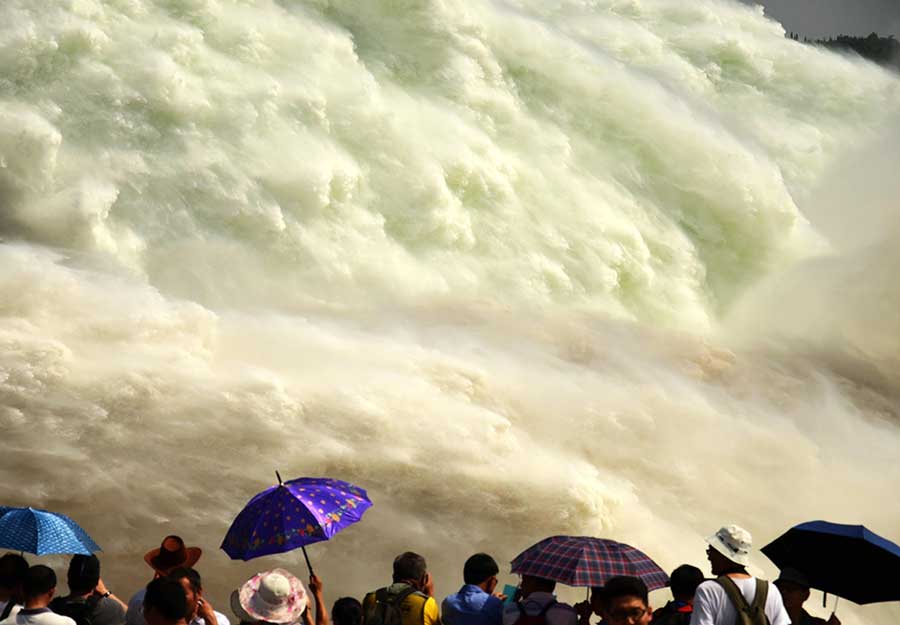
{"left": 221, "top": 477, "right": 372, "bottom": 561}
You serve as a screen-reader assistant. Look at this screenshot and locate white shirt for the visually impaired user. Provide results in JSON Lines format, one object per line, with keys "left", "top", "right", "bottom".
{"left": 125, "top": 590, "right": 230, "bottom": 625}
{"left": 502, "top": 592, "right": 577, "bottom": 625}
{"left": 0, "top": 602, "right": 21, "bottom": 621}
{"left": 191, "top": 611, "right": 231, "bottom": 625}
{"left": 690, "top": 578, "right": 790, "bottom": 625}
{"left": 1, "top": 608, "right": 76, "bottom": 625}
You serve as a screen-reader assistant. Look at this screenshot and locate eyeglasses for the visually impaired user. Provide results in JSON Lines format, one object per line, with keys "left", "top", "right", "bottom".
{"left": 606, "top": 607, "right": 648, "bottom": 623}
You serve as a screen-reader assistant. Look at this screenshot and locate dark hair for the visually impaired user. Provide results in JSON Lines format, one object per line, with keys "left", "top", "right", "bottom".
{"left": 23, "top": 565, "right": 57, "bottom": 599}
{"left": 144, "top": 577, "right": 188, "bottom": 622}
{"left": 167, "top": 567, "right": 202, "bottom": 593}
{"left": 602, "top": 576, "right": 648, "bottom": 607}
{"left": 463, "top": 554, "right": 499, "bottom": 585}
{"left": 393, "top": 552, "right": 427, "bottom": 583}
{"left": 332, "top": 597, "right": 363, "bottom": 625}
{"left": 67, "top": 555, "right": 101, "bottom": 595}
{"left": 670, "top": 564, "right": 704, "bottom": 598}
{"left": 522, "top": 575, "right": 556, "bottom": 593}
{"left": 0, "top": 554, "right": 29, "bottom": 590}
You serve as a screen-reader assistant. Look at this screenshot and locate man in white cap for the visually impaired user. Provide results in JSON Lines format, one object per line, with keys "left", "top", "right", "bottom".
{"left": 690, "top": 525, "right": 790, "bottom": 625}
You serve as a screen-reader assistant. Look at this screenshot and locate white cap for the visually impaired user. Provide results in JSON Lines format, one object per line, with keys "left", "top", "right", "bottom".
{"left": 706, "top": 525, "right": 752, "bottom": 566}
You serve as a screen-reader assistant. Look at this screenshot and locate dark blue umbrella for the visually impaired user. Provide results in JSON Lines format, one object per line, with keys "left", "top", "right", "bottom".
{"left": 0, "top": 507, "right": 100, "bottom": 555}
{"left": 762, "top": 520, "right": 900, "bottom": 604}
{"left": 221, "top": 472, "right": 372, "bottom": 575}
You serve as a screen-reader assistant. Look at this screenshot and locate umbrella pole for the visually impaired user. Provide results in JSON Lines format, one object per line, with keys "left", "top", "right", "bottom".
{"left": 301, "top": 545, "right": 315, "bottom": 577}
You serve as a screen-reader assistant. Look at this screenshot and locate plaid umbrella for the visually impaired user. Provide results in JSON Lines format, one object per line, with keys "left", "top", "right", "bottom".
{"left": 511, "top": 535, "right": 669, "bottom": 590}
{"left": 221, "top": 473, "right": 372, "bottom": 575}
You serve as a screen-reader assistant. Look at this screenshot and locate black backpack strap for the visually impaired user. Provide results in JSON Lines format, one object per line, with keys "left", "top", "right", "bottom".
{"left": 1, "top": 600, "right": 15, "bottom": 622}
{"left": 749, "top": 580, "right": 768, "bottom": 614}
{"left": 715, "top": 576, "right": 752, "bottom": 612}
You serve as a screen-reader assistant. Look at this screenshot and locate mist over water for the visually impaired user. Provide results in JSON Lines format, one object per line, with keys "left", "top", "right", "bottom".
{"left": 1, "top": 1, "right": 900, "bottom": 623}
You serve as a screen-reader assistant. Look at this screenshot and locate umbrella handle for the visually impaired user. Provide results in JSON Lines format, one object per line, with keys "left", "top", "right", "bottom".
{"left": 302, "top": 545, "right": 315, "bottom": 577}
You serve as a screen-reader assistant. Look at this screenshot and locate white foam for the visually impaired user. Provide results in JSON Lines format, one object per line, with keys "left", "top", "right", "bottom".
{"left": 1, "top": 2, "right": 899, "bottom": 624}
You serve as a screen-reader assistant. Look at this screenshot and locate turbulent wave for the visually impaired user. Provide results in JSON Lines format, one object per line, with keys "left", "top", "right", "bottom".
{"left": 1, "top": 1, "right": 899, "bottom": 624}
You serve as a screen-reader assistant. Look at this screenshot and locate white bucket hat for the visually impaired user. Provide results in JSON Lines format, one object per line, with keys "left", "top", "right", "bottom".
{"left": 230, "top": 569, "right": 308, "bottom": 624}
{"left": 706, "top": 525, "right": 752, "bottom": 566}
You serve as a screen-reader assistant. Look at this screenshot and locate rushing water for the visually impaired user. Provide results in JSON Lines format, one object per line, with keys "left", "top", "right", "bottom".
{"left": 2, "top": 0, "right": 900, "bottom": 623}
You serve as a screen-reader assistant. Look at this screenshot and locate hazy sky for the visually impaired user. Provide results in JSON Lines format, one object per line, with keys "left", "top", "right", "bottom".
{"left": 743, "top": 0, "right": 900, "bottom": 39}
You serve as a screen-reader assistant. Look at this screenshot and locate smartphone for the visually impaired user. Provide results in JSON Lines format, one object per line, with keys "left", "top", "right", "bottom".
{"left": 503, "top": 584, "right": 518, "bottom": 604}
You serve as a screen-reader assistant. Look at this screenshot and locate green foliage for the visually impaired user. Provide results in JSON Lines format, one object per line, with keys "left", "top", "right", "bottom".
{"left": 813, "top": 32, "right": 900, "bottom": 71}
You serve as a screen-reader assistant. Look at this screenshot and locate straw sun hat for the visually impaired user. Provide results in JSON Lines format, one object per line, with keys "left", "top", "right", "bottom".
{"left": 231, "top": 569, "right": 308, "bottom": 624}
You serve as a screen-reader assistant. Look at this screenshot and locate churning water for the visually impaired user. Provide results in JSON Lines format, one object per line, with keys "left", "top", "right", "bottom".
{"left": 1, "top": 0, "right": 900, "bottom": 622}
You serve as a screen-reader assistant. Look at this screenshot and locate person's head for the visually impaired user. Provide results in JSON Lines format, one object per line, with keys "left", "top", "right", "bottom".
{"left": 774, "top": 569, "right": 812, "bottom": 611}
{"left": 168, "top": 567, "right": 203, "bottom": 620}
{"left": 144, "top": 577, "right": 188, "bottom": 625}
{"left": 230, "top": 569, "right": 307, "bottom": 625}
{"left": 519, "top": 575, "right": 555, "bottom": 599}
{"left": 23, "top": 565, "right": 57, "bottom": 606}
{"left": 67, "top": 555, "right": 101, "bottom": 596}
{"left": 669, "top": 564, "right": 704, "bottom": 602}
{"left": 0, "top": 553, "right": 29, "bottom": 599}
{"left": 331, "top": 597, "right": 363, "bottom": 625}
{"left": 705, "top": 525, "right": 752, "bottom": 575}
{"left": 392, "top": 552, "right": 427, "bottom": 589}
{"left": 601, "top": 576, "right": 651, "bottom": 625}
{"left": 463, "top": 554, "right": 499, "bottom": 593}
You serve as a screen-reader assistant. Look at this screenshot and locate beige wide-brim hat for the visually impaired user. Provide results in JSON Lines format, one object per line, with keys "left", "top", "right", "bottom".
{"left": 706, "top": 525, "right": 752, "bottom": 567}
{"left": 231, "top": 569, "right": 307, "bottom": 624}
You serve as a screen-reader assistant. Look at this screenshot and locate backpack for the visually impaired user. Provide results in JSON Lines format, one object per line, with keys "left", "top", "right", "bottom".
{"left": 49, "top": 594, "right": 102, "bottom": 625}
{"left": 714, "top": 577, "right": 771, "bottom": 625}
{"left": 651, "top": 602, "right": 692, "bottom": 625}
{"left": 365, "top": 586, "right": 428, "bottom": 625}
{"left": 511, "top": 600, "right": 557, "bottom": 625}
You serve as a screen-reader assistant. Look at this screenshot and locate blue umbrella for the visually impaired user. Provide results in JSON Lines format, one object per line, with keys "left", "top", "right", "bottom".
{"left": 762, "top": 520, "right": 900, "bottom": 604}
{"left": 221, "top": 472, "right": 372, "bottom": 575}
{"left": 0, "top": 507, "right": 101, "bottom": 555}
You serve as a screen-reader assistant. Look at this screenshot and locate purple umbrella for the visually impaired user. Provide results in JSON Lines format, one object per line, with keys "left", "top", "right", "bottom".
{"left": 511, "top": 535, "right": 669, "bottom": 590}
{"left": 221, "top": 472, "right": 372, "bottom": 575}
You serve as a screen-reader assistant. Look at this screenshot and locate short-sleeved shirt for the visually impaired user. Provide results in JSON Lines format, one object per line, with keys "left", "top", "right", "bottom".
{"left": 442, "top": 585, "right": 503, "bottom": 625}
{"left": 689, "top": 578, "right": 790, "bottom": 625}
{"left": 1, "top": 607, "right": 76, "bottom": 625}
{"left": 501, "top": 593, "right": 577, "bottom": 625}
{"left": 50, "top": 594, "right": 126, "bottom": 625}
{"left": 363, "top": 584, "right": 439, "bottom": 625}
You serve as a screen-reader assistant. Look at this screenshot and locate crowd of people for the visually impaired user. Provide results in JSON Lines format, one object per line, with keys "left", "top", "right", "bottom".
{"left": 0, "top": 525, "right": 839, "bottom": 625}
